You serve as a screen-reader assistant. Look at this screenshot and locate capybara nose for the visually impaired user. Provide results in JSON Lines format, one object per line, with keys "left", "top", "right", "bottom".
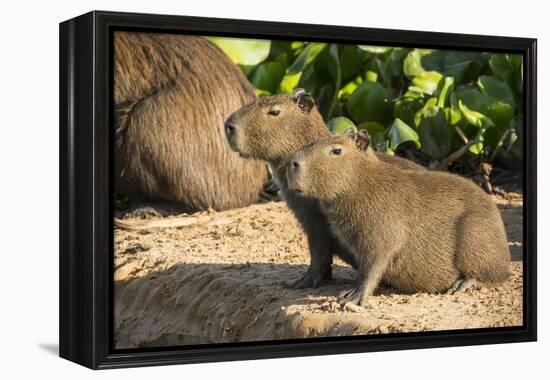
{"left": 290, "top": 160, "right": 300, "bottom": 171}
{"left": 224, "top": 120, "right": 236, "bottom": 138}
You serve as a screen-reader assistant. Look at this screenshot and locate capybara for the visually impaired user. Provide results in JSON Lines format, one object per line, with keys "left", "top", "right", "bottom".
{"left": 224, "top": 89, "right": 425, "bottom": 288}
{"left": 114, "top": 32, "right": 267, "bottom": 212}
{"left": 286, "top": 129, "right": 511, "bottom": 306}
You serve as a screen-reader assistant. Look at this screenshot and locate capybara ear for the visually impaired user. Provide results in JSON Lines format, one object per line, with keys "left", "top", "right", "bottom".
{"left": 291, "top": 88, "right": 315, "bottom": 112}
{"left": 354, "top": 130, "right": 371, "bottom": 151}
{"left": 343, "top": 127, "right": 356, "bottom": 139}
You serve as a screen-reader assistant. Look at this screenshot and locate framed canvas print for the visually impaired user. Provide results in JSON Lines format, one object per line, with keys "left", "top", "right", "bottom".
{"left": 59, "top": 11, "right": 537, "bottom": 369}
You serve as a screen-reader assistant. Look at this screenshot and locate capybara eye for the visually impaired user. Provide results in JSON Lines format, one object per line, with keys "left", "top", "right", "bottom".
{"left": 267, "top": 109, "right": 281, "bottom": 116}
{"left": 331, "top": 148, "right": 342, "bottom": 156}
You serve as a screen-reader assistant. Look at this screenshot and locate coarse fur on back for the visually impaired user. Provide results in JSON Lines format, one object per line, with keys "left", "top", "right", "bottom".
{"left": 224, "top": 90, "right": 426, "bottom": 288}
{"left": 114, "top": 32, "right": 267, "bottom": 212}
{"left": 287, "top": 130, "right": 511, "bottom": 305}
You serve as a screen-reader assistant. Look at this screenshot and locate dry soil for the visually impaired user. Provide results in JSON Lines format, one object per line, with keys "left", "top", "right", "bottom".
{"left": 113, "top": 192, "right": 523, "bottom": 348}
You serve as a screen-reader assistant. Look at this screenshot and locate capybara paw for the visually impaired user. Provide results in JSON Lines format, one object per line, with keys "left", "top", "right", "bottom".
{"left": 446, "top": 278, "right": 479, "bottom": 294}
{"left": 287, "top": 272, "right": 315, "bottom": 289}
{"left": 123, "top": 206, "right": 166, "bottom": 219}
{"left": 286, "top": 268, "right": 330, "bottom": 289}
{"left": 338, "top": 288, "right": 357, "bottom": 299}
{"left": 338, "top": 288, "right": 368, "bottom": 307}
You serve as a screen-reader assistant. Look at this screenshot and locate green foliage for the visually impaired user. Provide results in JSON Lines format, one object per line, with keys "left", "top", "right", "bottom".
{"left": 207, "top": 37, "right": 270, "bottom": 65}
{"left": 327, "top": 117, "right": 357, "bottom": 134}
{"left": 210, "top": 37, "right": 523, "bottom": 164}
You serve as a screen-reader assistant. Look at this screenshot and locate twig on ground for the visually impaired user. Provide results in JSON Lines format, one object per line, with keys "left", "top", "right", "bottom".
{"left": 435, "top": 141, "right": 474, "bottom": 171}
{"left": 114, "top": 214, "right": 235, "bottom": 231}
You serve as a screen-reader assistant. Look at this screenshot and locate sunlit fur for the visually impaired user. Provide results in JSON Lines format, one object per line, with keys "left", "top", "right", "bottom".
{"left": 225, "top": 91, "right": 427, "bottom": 288}
{"left": 114, "top": 32, "right": 267, "bottom": 212}
{"left": 287, "top": 133, "right": 511, "bottom": 301}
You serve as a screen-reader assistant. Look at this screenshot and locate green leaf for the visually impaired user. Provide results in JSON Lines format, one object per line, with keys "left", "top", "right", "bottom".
{"left": 208, "top": 37, "right": 271, "bottom": 65}
{"left": 458, "top": 100, "right": 495, "bottom": 129}
{"left": 405, "top": 50, "right": 482, "bottom": 82}
{"left": 444, "top": 107, "right": 462, "bottom": 125}
{"left": 414, "top": 97, "right": 439, "bottom": 127}
{"left": 279, "top": 72, "right": 302, "bottom": 93}
{"left": 451, "top": 87, "right": 492, "bottom": 112}
{"left": 411, "top": 71, "right": 443, "bottom": 95}
{"left": 340, "top": 45, "right": 363, "bottom": 81}
{"left": 441, "top": 51, "right": 481, "bottom": 81}
{"left": 366, "top": 70, "right": 378, "bottom": 82}
{"left": 358, "top": 45, "right": 392, "bottom": 54}
{"left": 327, "top": 44, "right": 341, "bottom": 82}
{"left": 338, "top": 80, "right": 360, "bottom": 99}
{"left": 239, "top": 64, "right": 257, "bottom": 77}
{"left": 437, "top": 77, "right": 454, "bottom": 107}
{"left": 372, "top": 58, "right": 393, "bottom": 86}
{"left": 469, "top": 133, "right": 485, "bottom": 154}
{"left": 485, "top": 101, "right": 514, "bottom": 126}
{"left": 324, "top": 44, "right": 343, "bottom": 120}
{"left": 402, "top": 89, "right": 425, "bottom": 100}
{"left": 254, "top": 88, "right": 271, "bottom": 97}
{"left": 394, "top": 97, "right": 423, "bottom": 127}
{"left": 403, "top": 49, "right": 433, "bottom": 77}
{"left": 317, "top": 84, "right": 335, "bottom": 120}
{"left": 389, "top": 48, "right": 411, "bottom": 75}
{"left": 417, "top": 108, "right": 452, "bottom": 160}
{"left": 346, "top": 81, "right": 391, "bottom": 123}
{"left": 478, "top": 75, "right": 515, "bottom": 109}
{"left": 297, "top": 64, "right": 317, "bottom": 93}
{"left": 268, "top": 41, "right": 295, "bottom": 60}
{"left": 388, "top": 118, "right": 420, "bottom": 150}
{"left": 287, "top": 43, "right": 327, "bottom": 75}
{"left": 251, "top": 61, "right": 286, "bottom": 94}
{"left": 489, "top": 54, "right": 517, "bottom": 90}
{"left": 327, "top": 117, "right": 357, "bottom": 134}
{"left": 358, "top": 121, "right": 386, "bottom": 136}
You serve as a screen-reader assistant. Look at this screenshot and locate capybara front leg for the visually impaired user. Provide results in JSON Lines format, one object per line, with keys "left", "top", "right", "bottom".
{"left": 339, "top": 253, "right": 389, "bottom": 307}
{"left": 288, "top": 232, "right": 333, "bottom": 289}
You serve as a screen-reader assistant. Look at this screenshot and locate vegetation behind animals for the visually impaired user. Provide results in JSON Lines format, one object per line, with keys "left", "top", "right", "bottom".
{"left": 210, "top": 37, "right": 523, "bottom": 173}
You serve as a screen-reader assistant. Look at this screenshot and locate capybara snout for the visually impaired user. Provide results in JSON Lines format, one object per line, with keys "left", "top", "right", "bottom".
{"left": 286, "top": 157, "right": 304, "bottom": 193}
{"left": 224, "top": 117, "right": 237, "bottom": 140}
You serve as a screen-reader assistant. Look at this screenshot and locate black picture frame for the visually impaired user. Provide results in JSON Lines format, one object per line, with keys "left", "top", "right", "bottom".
{"left": 59, "top": 10, "right": 537, "bottom": 369}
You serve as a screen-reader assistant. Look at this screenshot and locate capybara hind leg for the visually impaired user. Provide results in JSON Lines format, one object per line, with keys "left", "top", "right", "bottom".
{"left": 446, "top": 278, "right": 480, "bottom": 294}
{"left": 455, "top": 211, "right": 511, "bottom": 285}
{"left": 119, "top": 201, "right": 183, "bottom": 219}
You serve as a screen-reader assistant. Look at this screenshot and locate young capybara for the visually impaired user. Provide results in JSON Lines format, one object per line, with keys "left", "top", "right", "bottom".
{"left": 286, "top": 130, "right": 511, "bottom": 306}
{"left": 224, "top": 89, "right": 425, "bottom": 288}
{"left": 114, "top": 32, "right": 267, "bottom": 212}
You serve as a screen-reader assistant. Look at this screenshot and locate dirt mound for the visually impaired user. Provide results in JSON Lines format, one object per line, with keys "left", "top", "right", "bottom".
{"left": 114, "top": 193, "right": 523, "bottom": 349}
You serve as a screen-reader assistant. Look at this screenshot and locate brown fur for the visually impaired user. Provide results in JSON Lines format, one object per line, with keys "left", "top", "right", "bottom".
{"left": 224, "top": 89, "right": 425, "bottom": 288}
{"left": 287, "top": 132, "right": 511, "bottom": 305}
{"left": 114, "top": 32, "right": 267, "bottom": 212}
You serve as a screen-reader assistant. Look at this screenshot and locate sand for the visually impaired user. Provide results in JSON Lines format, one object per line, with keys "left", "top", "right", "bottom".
{"left": 113, "top": 192, "right": 523, "bottom": 349}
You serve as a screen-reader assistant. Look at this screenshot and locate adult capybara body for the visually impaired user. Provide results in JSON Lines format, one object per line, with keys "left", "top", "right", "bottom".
{"left": 287, "top": 131, "right": 511, "bottom": 306}
{"left": 114, "top": 32, "right": 267, "bottom": 212}
{"left": 224, "top": 89, "right": 425, "bottom": 288}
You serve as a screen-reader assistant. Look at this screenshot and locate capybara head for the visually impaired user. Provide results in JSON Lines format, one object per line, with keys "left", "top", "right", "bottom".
{"left": 287, "top": 129, "right": 372, "bottom": 200}
{"left": 224, "top": 89, "right": 328, "bottom": 162}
